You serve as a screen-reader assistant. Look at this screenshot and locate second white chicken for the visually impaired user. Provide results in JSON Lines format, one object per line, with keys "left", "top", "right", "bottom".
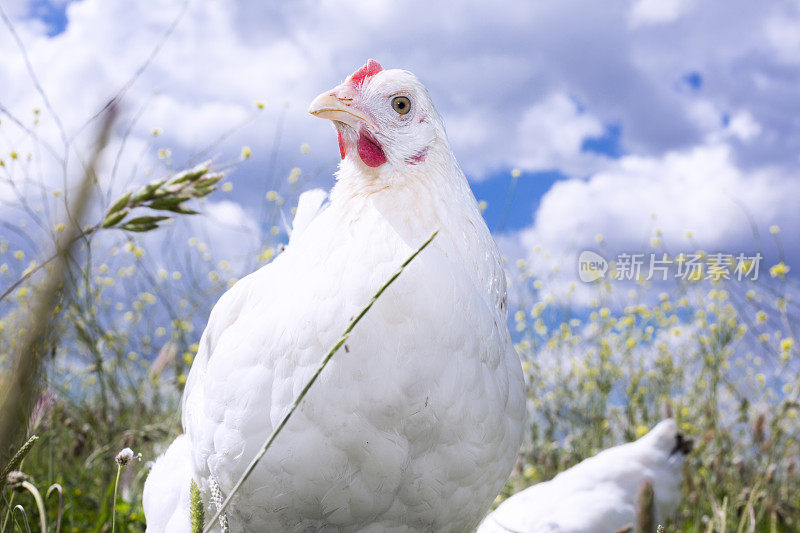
{"left": 479, "top": 419, "right": 692, "bottom": 533}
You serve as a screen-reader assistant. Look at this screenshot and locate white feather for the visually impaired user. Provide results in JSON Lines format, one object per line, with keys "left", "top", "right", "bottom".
{"left": 143, "top": 435, "right": 192, "bottom": 533}
{"left": 289, "top": 188, "right": 327, "bottom": 245}
{"left": 478, "top": 419, "right": 689, "bottom": 533}
{"left": 144, "top": 66, "right": 525, "bottom": 532}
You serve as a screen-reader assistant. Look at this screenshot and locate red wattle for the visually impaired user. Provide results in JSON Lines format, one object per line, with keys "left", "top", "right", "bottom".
{"left": 357, "top": 130, "right": 387, "bottom": 167}
{"left": 337, "top": 132, "right": 347, "bottom": 159}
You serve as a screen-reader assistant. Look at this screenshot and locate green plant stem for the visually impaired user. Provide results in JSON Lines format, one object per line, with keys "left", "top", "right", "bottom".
{"left": 19, "top": 481, "right": 46, "bottom": 533}
{"left": 46, "top": 484, "right": 63, "bottom": 533}
{"left": 111, "top": 464, "right": 122, "bottom": 533}
{"left": 11, "top": 505, "right": 30, "bottom": 533}
{"left": 0, "top": 492, "right": 15, "bottom": 533}
{"left": 0, "top": 227, "right": 97, "bottom": 303}
{"left": 0, "top": 109, "right": 115, "bottom": 460}
{"left": 202, "top": 229, "right": 438, "bottom": 532}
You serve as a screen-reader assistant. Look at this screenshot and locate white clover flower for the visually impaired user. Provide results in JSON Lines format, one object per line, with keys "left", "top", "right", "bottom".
{"left": 115, "top": 448, "right": 141, "bottom": 466}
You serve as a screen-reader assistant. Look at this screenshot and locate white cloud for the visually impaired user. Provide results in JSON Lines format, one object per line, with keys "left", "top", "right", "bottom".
{"left": 1, "top": 0, "right": 799, "bottom": 292}
{"left": 515, "top": 93, "right": 607, "bottom": 174}
{"left": 725, "top": 111, "right": 762, "bottom": 142}
{"left": 629, "top": 0, "right": 694, "bottom": 27}
{"left": 2, "top": 0, "right": 799, "bottom": 183}
{"left": 509, "top": 141, "right": 800, "bottom": 302}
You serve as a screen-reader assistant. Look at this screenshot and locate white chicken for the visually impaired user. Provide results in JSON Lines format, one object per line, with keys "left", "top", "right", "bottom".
{"left": 478, "top": 419, "right": 693, "bottom": 533}
{"left": 143, "top": 59, "right": 525, "bottom": 531}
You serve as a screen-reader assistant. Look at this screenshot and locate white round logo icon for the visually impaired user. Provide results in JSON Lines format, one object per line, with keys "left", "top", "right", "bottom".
{"left": 578, "top": 250, "right": 608, "bottom": 282}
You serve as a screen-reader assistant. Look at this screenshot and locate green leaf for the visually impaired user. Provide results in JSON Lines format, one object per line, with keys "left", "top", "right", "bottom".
{"left": 148, "top": 197, "right": 189, "bottom": 211}
{"left": 171, "top": 163, "right": 210, "bottom": 185}
{"left": 101, "top": 210, "right": 128, "bottom": 229}
{"left": 131, "top": 178, "right": 167, "bottom": 203}
{"left": 106, "top": 192, "right": 132, "bottom": 216}
{"left": 195, "top": 175, "right": 222, "bottom": 189}
{"left": 123, "top": 216, "right": 170, "bottom": 226}
{"left": 120, "top": 222, "right": 160, "bottom": 233}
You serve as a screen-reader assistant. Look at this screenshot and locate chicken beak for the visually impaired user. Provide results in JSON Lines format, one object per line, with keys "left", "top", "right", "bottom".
{"left": 308, "top": 89, "right": 377, "bottom": 130}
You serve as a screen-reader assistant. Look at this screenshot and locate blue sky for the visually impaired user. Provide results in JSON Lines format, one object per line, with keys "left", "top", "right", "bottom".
{"left": 1, "top": 0, "right": 798, "bottom": 297}
{"left": 27, "top": 0, "right": 69, "bottom": 36}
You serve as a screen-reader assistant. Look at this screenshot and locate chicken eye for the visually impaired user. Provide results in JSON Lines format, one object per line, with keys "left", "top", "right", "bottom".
{"left": 392, "top": 96, "right": 411, "bottom": 115}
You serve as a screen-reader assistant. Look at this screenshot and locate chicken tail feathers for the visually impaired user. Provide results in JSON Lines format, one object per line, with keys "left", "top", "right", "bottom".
{"left": 143, "top": 434, "right": 193, "bottom": 532}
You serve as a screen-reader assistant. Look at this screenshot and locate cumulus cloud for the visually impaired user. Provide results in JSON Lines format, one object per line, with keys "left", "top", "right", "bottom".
{"left": 4, "top": 0, "right": 800, "bottom": 180}
{"left": 515, "top": 93, "right": 609, "bottom": 175}
{"left": 1, "top": 0, "right": 798, "bottom": 294}
{"left": 510, "top": 141, "right": 800, "bottom": 301}
{"left": 629, "top": 0, "right": 694, "bottom": 27}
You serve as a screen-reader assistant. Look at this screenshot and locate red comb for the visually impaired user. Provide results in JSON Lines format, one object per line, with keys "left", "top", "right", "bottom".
{"left": 348, "top": 59, "right": 382, "bottom": 84}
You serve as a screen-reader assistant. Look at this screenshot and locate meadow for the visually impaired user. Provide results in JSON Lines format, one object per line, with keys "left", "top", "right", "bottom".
{"left": 0, "top": 107, "right": 797, "bottom": 532}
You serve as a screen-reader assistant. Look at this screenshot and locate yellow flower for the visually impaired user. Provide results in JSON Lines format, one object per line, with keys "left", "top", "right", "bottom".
{"left": 769, "top": 225, "right": 780, "bottom": 234}
{"left": 511, "top": 168, "right": 521, "bottom": 178}
{"left": 288, "top": 167, "right": 301, "bottom": 184}
{"left": 13, "top": 250, "right": 24, "bottom": 260}
{"left": 477, "top": 200, "right": 488, "bottom": 212}
{"left": 241, "top": 146, "right": 252, "bottom": 159}
{"left": 780, "top": 337, "right": 794, "bottom": 353}
{"left": 756, "top": 311, "right": 767, "bottom": 324}
{"left": 259, "top": 247, "right": 275, "bottom": 263}
{"left": 769, "top": 262, "right": 790, "bottom": 278}
{"left": 266, "top": 190, "right": 278, "bottom": 201}
{"left": 300, "top": 143, "right": 311, "bottom": 154}
{"left": 222, "top": 182, "right": 233, "bottom": 192}
{"left": 255, "top": 101, "right": 266, "bottom": 109}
